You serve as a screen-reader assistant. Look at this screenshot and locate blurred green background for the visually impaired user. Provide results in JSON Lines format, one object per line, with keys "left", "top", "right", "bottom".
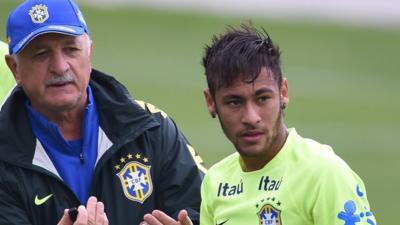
{"left": 1, "top": 1, "right": 399, "bottom": 224}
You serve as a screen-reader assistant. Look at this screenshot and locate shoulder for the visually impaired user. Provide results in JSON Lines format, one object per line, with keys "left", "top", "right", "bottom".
{"left": 0, "top": 42, "right": 15, "bottom": 104}
{"left": 283, "top": 130, "right": 360, "bottom": 190}
{"left": 134, "top": 100, "right": 169, "bottom": 120}
{"left": 204, "top": 152, "right": 240, "bottom": 181}
{"left": 0, "top": 41, "right": 8, "bottom": 55}
{"left": 293, "top": 133, "right": 350, "bottom": 172}
{"left": 291, "top": 134, "right": 363, "bottom": 190}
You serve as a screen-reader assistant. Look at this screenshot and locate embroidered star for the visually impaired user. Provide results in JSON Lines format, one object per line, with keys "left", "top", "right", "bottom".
{"left": 120, "top": 157, "right": 126, "bottom": 163}
{"left": 136, "top": 153, "right": 141, "bottom": 159}
{"left": 143, "top": 157, "right": 149, "bottom": 163}
{"left": 127, "top": 154, "right": 133, "bottom": 159}
{"left": 114, "top": 164, "right": 120, "bottom": 170}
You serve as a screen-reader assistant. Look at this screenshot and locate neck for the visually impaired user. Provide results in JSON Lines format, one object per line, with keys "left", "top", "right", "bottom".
{"left": 240, "top": 125, "right": 288, "bottom": 172}
{"left": 51, "top": 110, "right": 84, "bottom": 140}
{"left": 31, "top": 99, "right": 87, "bottom": 141}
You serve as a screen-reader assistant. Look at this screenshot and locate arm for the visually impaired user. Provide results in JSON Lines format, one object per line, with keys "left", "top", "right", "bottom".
{"left": 0, "top": 181, "right": 32, "bottom": 225}
{"left": 157, "top": 117, "right": 204, "bottom": 224}
{"left": 312, "top": 159, "right": 376, "bottom": 225}
{"left": 145, "top": 103, "right": 205, "bottom": 225}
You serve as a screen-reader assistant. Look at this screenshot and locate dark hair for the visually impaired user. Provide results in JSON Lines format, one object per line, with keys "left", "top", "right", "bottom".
{"left": 202, "top": 24, "right": 282, "bottom": 96}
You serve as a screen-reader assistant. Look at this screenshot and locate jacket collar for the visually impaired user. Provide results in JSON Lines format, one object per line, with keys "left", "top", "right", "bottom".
{"left": 0, "top": 69, "right": 159, "bottom": 168}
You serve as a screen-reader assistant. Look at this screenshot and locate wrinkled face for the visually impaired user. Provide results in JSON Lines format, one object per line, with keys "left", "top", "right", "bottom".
{"left": 205, "top": 67, "right": 289, "bottom": 158}
{"left": 6, "top": 33, "right": 92, "bottom": 115}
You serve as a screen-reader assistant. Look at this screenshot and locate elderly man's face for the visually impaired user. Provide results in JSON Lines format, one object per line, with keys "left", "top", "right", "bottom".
{"left": 6, "top": 33, "right": 92, "bottom": 115}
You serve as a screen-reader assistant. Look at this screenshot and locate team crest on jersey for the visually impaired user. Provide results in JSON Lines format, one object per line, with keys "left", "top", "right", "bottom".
{"left": 117, "top": 161, "right": 153, "bottom": 203}
{"left": 257, "top": 204, "right": 282, "bottom": 225}
{"left": 29, "top": 4, "right": 49, "bottom": 24}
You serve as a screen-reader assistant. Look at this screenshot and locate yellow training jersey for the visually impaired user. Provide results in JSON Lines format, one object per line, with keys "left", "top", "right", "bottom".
{"left": 0, "top": 41, "right": 15, "bottom": 104}
{"left": 200, "top": 128, "right": 376, "bottom": 225}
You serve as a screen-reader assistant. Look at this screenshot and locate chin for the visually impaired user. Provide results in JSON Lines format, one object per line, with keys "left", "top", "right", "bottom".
{"left": 47, "top": 98, "right": 81, "bottom": 111}
{"left": 236, "top": 145, "right": 266, "bottom": 158}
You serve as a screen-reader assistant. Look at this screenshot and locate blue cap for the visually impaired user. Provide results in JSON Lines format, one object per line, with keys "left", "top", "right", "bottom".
{"left": 6, "top": 0, "right": 89, "bottom": 54}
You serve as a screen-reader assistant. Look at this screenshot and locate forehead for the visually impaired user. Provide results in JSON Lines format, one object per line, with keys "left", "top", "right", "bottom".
{"left": 22, "top": 33, "right": 85, "bottom": 50}
{"left": 216, "top": 67, "right": 277, "bottom": 96}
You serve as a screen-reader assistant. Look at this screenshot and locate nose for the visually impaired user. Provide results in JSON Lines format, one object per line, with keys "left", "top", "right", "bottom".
{"left": 241, "top": 103, "right": 261, "bottom": 126}
{"left": 49, "top": 51, "right": 70, "bottom": 75}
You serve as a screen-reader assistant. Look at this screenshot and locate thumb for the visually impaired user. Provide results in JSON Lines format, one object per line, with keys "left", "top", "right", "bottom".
{"left": 57, "top": 209, "right": 72, "bottom": 225}
{"left": 178, "top": 210, "right": 193, "bottom": 225}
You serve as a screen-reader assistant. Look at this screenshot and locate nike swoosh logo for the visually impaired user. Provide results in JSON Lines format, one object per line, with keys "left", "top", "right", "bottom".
{"left": 34, "top": 194, "right": 53, "bottom": 206}
{"left": 216, "top": 219, "right": 229, "bottom": 225}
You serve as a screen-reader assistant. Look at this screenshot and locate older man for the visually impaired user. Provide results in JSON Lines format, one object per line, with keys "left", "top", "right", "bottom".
{"left": 0, "top": 0, "right": 204, "bottom": 225}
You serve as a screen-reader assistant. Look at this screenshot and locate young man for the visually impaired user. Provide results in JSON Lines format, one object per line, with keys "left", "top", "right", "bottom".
{"left": 0, "top": 41, "right": 15, "bottom": 104}
{"left": 0, "top": 0, "right": 204, "bottom": 224}
{"left": 199, "top": 25, "right": 376, "bottom": 225}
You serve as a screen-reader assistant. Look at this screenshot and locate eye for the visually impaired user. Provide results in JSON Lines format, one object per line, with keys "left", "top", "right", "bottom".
{"left": 225, "top": 99, "right": 242, "bottom": 107}
{"left": 32, "top": 49, "right": 48, "bottom": 59}
{"left": 65, "top": 47, "right": 80, "bottom": 56}
{"left": 257, "top": 95, "right": 271, "bottom": 104}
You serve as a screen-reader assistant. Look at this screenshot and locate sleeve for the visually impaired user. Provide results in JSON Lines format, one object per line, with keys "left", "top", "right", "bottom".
{"left": 154, "top": 113, "right": 206, "bottom": 225}
{"left": 0, "top": 168, "right": 32, "bottom": 225}
{"left": 311, "top": 157, "right": 377, "bottom": 225}
{"left": 200, "top": 174, "right": 214, "bottom": 225}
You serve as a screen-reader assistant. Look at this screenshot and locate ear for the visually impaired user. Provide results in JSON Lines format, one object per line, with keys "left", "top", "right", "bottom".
{"left": 5, "top": 54, "right": 21, "bottom": 85}
{"left": 280, "top": 78, "right": 289, "bottom": 107}
{"left": 89, "top": 40, "right": 93, "bottom": 58}
{"left": 203, "top": 88, "right": 216, "bottom": 118}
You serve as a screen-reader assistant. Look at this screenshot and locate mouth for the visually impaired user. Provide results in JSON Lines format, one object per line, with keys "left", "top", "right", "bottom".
{"left": 240, "top": 130, "right": 264, "bottom": 143}
{"left": 47, "top": 81, "right": 73, "bottom": 87}
{"left": 46, "top": 81, "right": 75, "bottom": 89}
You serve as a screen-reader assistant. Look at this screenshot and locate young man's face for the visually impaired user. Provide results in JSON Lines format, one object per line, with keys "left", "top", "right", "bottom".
{"left": 205, "top": 67, "right": 289, "bottom": 159}
{"left": 6, "top": 33, "right": 92, "bottom": 115}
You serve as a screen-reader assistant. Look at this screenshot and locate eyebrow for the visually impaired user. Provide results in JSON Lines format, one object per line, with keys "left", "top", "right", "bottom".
{"left": 254, "top": 87, "right": 274, "bottom": 96}
{"left": 33, "top": 37, "right": 78, "bottom": 48}
{"left": 63, "top": 39, "right": 78, "bottom": 45}
{"left": 221, "top": 87, "right": 274, "bottom": 100}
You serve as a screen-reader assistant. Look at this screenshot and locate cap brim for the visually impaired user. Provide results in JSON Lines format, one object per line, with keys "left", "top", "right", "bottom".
{"left": 11, "top": 25, "right": 85, "bottom": 54}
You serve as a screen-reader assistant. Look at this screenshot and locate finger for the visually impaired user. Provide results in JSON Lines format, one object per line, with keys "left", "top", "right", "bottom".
{"left": 95, "top": 201, "right": 105, "bottom": 223}
{"left": 74, "top": 205, "right": 88, "bottom": 225}
{"left": 57, "top": 209, "right": 72, "bottom": 225}
{"left": 152, "top": 210, "right": 178, "bottom": 224}
{"left": 86, "top": 196, "right": 98, "bottom": 223}
{"left": 178, "top": 210, "right": 193, "bottom": 225}
{"left": 102, "top": 212, "right": 109, "bottom": 225}
{"left": 143, "top": 213, "right": 163, "bottom": 225}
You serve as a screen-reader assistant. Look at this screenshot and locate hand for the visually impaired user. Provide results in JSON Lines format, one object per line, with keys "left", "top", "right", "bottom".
{"left": 57, "top": 196, "right": 108, "bottom": 225}
{"left": 140, "top": 209, "right": 193, "bottom": 225}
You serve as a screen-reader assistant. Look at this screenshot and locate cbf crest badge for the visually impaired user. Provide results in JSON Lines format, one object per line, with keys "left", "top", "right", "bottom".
{"left": 29, "top": 4, "right": 49, "bottom": 24}
{"left": 257, "top": 204, "right": 282, "bottom": 225}
{"left": 117, "top": 161, "right": 153, "bottom": 203}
